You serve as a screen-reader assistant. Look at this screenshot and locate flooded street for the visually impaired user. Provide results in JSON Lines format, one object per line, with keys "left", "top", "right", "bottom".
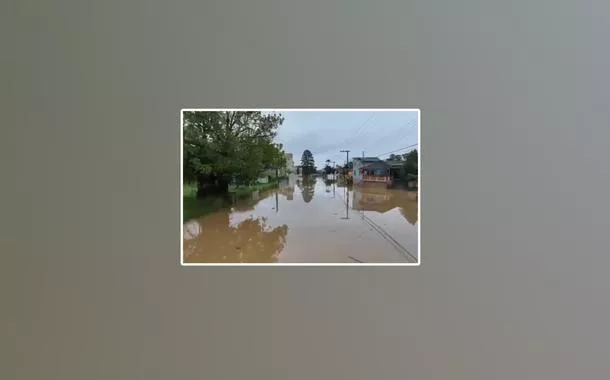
{"left": 183, "top": 175, "right": 418, "bottom": 263}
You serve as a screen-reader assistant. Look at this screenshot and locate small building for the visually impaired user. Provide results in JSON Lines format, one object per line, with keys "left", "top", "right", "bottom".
{"left": 407, "top": 174, "right": 419, "bottom": 189}
{"left": 352, "top": 157, "right": 392, "bottom": 186}
{"left": 385, "top": 160, "right": 405, "bottom": 181}
{"left": 285, "top": 153, "right": 295, "bottom": 174}
{"left": 341, "top": 162, "right": 353, "bottom": 178}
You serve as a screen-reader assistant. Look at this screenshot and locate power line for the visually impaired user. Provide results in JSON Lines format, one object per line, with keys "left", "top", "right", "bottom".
{"left": 374, "top": 143, "right": 418, "bottom": 158}
{"left": 316, "top": 116, "right": 417, "bottom": 159}
{"left": 352, "top": 113, "right": 376, "bottom": 138}
{"left": 323, "top": 143, "right": 417, "bottom": 165}
{"left": 364, "top": 118, "right": 417, "bottom": 147}
{"left": 310, "top": 113, "right": 377, "bottom": 157}
{"left": 295, "top": 113, "right": 418, "bottom": 164}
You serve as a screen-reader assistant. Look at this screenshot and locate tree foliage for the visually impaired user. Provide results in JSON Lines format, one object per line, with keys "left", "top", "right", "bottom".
{"left": 183, "top": 111, "right": 284, "bottom": 196}
{"left": 324, "top": 159, "right": 334, "bottom": 174}
{"left": 402, "top": 149, "right": 418, "bottom": 175}
{"left": 261, "top": 142, "right": 287, "bottom": 177}
{"left": 399, "top": 149, "right": 418, "bottom": 182}
{"left": 300, "top": 149, "right": 315, "bottom": 175}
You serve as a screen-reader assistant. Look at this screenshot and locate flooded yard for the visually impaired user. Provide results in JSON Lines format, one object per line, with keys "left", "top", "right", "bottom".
{"left": 183, "top": 175, "right": 418, "bottom": 264}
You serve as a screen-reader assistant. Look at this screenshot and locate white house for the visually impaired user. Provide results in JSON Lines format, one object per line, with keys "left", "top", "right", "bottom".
{"left": 352, "top": 157, "right": 391, "bottom": 185}
{"left": 285, "top": 153, "right": 295, "bottom": 174}
{"left": 256, "top": 152, "right": 296, "bottom": 183}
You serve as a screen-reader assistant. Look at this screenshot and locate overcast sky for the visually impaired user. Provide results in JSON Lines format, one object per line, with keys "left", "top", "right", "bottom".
{"left": 274, "top": 110, "right": 419, "bottom": 167}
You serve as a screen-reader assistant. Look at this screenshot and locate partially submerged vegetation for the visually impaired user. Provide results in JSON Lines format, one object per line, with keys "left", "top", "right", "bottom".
{"left": 182, "top": 110, "right": 290, "bottom": 221}
{"left": 183, "top": 111, "right": 287, "bottom": 198}
{"left": 183, "top": 178, "right": 285, "bottom": 222}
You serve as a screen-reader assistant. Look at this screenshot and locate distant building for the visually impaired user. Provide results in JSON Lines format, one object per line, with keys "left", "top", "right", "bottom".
{"left": 384, "top": 159, "right": 408, "bottom": 182}
{"left": 407, "top": 177, "right": 418, "bottom": 189}
{"left": 352, "top": 157, "right": 392, "bottom": 186}
{"left": 384, "top": 159, "right": 417, "bottom": 188}
{"left": 285, "top": 153, "right": 295, "bottom": 174}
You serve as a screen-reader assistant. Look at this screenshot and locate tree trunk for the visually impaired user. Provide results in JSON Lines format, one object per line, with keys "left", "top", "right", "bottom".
{"left": 196, "top": 174, "right": 209, "bottom": 199}
{"left": 217, "top": 178, "right": 230, "bottom": 195}
{"left": 196, "top": 174, "right": 231, "bottom": 199}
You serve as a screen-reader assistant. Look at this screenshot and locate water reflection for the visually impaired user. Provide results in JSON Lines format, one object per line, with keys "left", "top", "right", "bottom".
{"left": 183, "top": 219, "right": 202, "bottom": 240}
{"left": 184, "top": 176, "right": 418, "bottom": 263}
{"left": 352, "top": 186, "right": 418, "bottom": 225}
{"left": 230, "top": 195, "right": 260, "bottom": 212}
{"left": 341, "top": 185, "right": 351, "bottom": 220}
{"left": 301, "top": 176, "right": 316, "bottom": 203}
{"left": 400, "top": 205, "right": 418, "bottom": 225}
{"left": 278, "top": 176, "right": 295, "bottom": 200}
{"left": 183, "top": 214, "right": 289, "bottom": 263}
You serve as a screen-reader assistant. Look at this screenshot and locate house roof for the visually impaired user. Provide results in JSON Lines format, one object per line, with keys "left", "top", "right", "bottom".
{"left": 385, "top": 160, "right": 404, "bottom": 168}
{"left": 361, "top": 162, "right": 390, "bottom": 169}
{"left": 353, "top": 157, "right": 383, "bottom": 163}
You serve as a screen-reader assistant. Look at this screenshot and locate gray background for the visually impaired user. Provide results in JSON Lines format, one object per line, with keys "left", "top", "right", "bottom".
{"left": 3, "top": 0, "right": 610, "bottom": 378}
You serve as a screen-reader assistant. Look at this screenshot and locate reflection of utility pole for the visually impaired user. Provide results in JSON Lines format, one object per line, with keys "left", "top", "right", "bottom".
{"left": 340, "top": 150, "right": 350, "bottom": 177}
{"left": 275, "top": 191, "right": 279, "bottom": 213}
{"left": 341, "top": 186, "right": 350, "bottom": 219}
{"left": 346, "top": 187, "right": 350, "bottom": 219}
{"left": 333, "top": 182, "right": 335, "bottom": 198}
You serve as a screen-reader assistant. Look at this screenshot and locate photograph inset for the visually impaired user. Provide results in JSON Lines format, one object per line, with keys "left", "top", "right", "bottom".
{"left": 182, "top": 109, "right": 420, "bottom": 265}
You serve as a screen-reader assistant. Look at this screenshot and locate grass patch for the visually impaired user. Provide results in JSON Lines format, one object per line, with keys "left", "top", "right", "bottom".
{"left": 182, "top": 182, "right": 227, "bottom": 222}
{"left": 183, "top": 180, "right": 281, "bottom": 222}
{"left": 230, "top": 181, "right": 279, "bottom": 197}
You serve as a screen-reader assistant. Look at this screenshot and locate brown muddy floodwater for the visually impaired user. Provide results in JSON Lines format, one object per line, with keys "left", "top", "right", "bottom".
{"left": 183, "top": 175, "right": 419, "bottom": 263}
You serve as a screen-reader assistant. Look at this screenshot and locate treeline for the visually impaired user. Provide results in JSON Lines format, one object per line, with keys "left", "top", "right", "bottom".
{"left": 300, "top": 149, "right": 317, "bottom": 175}
{"left": 392, "top": 149, "right": 418, "bottom": 181}
{"left": 183, "top": 111, "right": 286, "bottom": 198}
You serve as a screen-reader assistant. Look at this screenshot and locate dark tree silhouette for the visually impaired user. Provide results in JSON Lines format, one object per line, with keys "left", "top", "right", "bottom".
{"left": 183, "top": 110, "right": 284, "bottom": 198}
{"left": 300, "top": 149, "right": 315, "bottom": 175}
{"left": 301, "top": 176, "right": 316, "bottom": 203}
{"left": 183, "top": 214, "right": 289, "bottom": 263}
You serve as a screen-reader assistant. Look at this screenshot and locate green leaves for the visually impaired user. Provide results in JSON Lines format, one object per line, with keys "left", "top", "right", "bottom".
{"left": 183, "top": 111, "right": 284, "bottom": 184}
{"left": 300, "top": 149, "right": 315, "bottom": 175}
{"left": 402, "top": 149, "right": 418, "bottom": 176}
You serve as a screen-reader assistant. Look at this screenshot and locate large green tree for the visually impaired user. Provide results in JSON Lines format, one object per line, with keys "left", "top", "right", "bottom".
{"left": 401, "top": 149, "right": 418, "bottom": 181}
{"left": 324, "top": 159, "right": 333, "bottom": 175}
{"left": 262, "top": 143, "right": 287, "bottom": 180}
{"left": 301, "top": 149, "right": 315, "bottom": 175}
{"left": 183, "top": 111, "right": 284, "bottom": 198}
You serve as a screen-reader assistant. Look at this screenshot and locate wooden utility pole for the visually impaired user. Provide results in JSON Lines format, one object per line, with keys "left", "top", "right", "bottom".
{"left": 340, "top": 150, "right": 350, "bottom": 171}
